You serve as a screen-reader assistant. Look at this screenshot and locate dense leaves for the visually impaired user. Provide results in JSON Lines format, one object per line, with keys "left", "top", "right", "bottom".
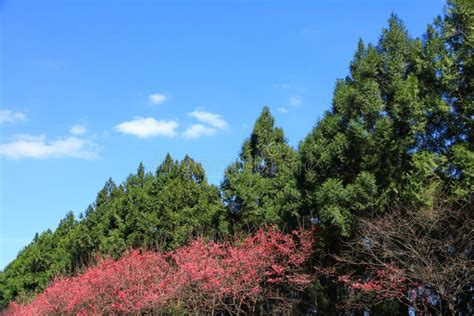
{"left": 222, "top": 107, "right": 301, "bottom": 231}
{"left": 299, "top": 1, "right": 473, "bottom": 240}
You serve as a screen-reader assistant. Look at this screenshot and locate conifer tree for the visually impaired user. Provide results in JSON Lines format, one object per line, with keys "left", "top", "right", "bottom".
{"left": 299, "top": 16, "right": 439, "bottom": 237}
{"left": 121, "top": 162, "right": 155, "bottom": 248}
{"left": 440, "top": 0, "right": 474, "bottom": 199}
{"left": 299, "top": 8, "right": 473, "bottom": 240}
{"left": 152, "top": 154, "right": 228, "bottom": 248}
{"left": 222, "top": 107, "right": 301, "bottom": 231}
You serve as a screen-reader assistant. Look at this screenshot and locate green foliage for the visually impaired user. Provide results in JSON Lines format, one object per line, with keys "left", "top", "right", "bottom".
{"left": 151, "top": 155, "right": 228, "bottom": 249}
{"left": 400, "top": 151, "right": 444, "bottom": 207}
{"left": 0, "top": 212, "right": 78, "bottom": 307}
{"left": 444, "top": 0, "right": 474, "bottom": 146}
{"left": 299, "top": 8, "right": 473, "bottom": 239}
{"left": 0, "top": 156, "right": 227, "bottom": 308}
{"left": 222, "top": 107, "right": 301, "bottom": 231}
{"left": 449, "top": 144, "right": 474, "bottom": 200}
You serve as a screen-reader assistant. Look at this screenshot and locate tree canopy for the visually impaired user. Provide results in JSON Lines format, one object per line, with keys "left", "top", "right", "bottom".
{"left": 222, "top": 106, "right": 301, "bottom": 231}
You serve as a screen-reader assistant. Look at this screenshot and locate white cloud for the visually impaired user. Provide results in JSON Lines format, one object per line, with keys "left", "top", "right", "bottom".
{"left": 274, "top": 83, "right": 290, "bottom": 89}
{"left": 70, "top": 124, "right": 87, "bottom": 136}
{"left": 0, "top": 134, "right": 99, "bottom": 159}
{"left": 188, "top": 110, "right": 228, "bottom": 129}
{"left": 114, "top": 117, "right": 178, "bottom": 138}
{"left": 276, "top": 96, "right": 302, "bottom": 114}
{"left": 183, "top": 124, "right": 217, "bottom": 139}
{"left": 277, "top": 107, "right": 288, "bottom": 114}
{"left": 0, "top": 109, "right": 26, "bottom": 124}
{"left": 289, "top": 96, "right": 302, "bottom": 107}
{"left": 10, "top": 134, "right": 46, "bottom": 142}
{"left": 149, "top": 93, "right": 167, "bottom": 105}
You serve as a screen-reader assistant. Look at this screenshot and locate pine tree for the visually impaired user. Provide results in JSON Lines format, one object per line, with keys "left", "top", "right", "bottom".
{"left": 121, "top": 162, "right": 155, "bottom": 248}
{"left": 441, "top": 0, "right": 474, "bottom": 199}
{"left": 444, "top": 0, "right": 474, "bottom": 146}
{"left": 222, "top": 107, "right": 301, "bottom": 232}
{"left": 299, "top": 7, "right": 473, "bottom": 242}
{"left": 152, "top": 154, "right": 228, "bottom": 248}
{"left": 299, "top": 16, "right": 440, "bottom": 237}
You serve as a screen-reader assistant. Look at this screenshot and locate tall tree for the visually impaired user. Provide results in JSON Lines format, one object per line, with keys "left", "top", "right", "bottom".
{"left": 441, "top": 0, "right": 474, "bottom": 199}
{"left": 121, "top": 162, "right": 155, "bottom": 249}
{"left": 152, "top": 154, "right": 228, "bottom": 248}
{"left": 299, "top": 2, "right": 473, "bottom": 239}
{"left": 444, "top": 0, "right": 474, "bottom": 147}
{"left": 222, "top": 107, "right": 301, "bottom": 231}
{"left": 299, "top": 16, "right": 444, "bottom": 238}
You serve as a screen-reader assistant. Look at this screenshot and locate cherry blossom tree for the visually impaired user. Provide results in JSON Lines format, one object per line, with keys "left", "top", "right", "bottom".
{"left": 5, "top": 227, "right": 316, "bottom": 315}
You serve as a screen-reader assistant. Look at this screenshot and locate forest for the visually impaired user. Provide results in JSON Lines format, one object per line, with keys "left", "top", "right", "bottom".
{"left": 0, "top": 0, "right": 472, "bottom": 314}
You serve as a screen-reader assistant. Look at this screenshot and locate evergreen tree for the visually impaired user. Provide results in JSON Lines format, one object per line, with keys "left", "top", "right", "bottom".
{"left": 222, "top": 107, "right": 301, "bottom": 231}
{"left": 440, "top": 0, "right": 474, "bottom": 199}
{"left": 444, "top": 0, "right": 474, "bottom": 147}
{"left": 121, "top": 162, "right": 156, "bottom": 248}
{"left": 299, "top": 7, "right": 473, "bottom": 241}
{"left": 152, "top": 154, "right": 228, "bottom": 249}
{"left": 299, "top": 16, "right": 439, "bottom": 237}
{"left": 0, "top": 213, "right": 78, "bottom": 307}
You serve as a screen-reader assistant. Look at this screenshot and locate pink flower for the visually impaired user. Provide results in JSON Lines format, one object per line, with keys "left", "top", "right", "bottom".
{"left": 6, "top": 228, "right": 315, "bottom": 315}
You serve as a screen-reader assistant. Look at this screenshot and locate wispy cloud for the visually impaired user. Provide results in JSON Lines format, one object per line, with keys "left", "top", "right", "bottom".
{"left": 114, "top": 117, "right": 178, "bottom": 138}
{"left": 277, "top": 107, "right": 289, "bottom": 114}
{"left": 188, "top": 110, "right": 229, "bottom": 129}
{"left": 183, "top": 124, "right": 217, "bottom": 139}
{"left": 70, "top": 124, "right": 87, "bottom": 136}
{"left": 273, "top": 83, "right": 290, "bottom": 89}
{"left": 0, "top": 109, "right": 26, "bottom": 124}
{"left": 277, "top": 96, "right": 302, "bottom": 114}
{"left": 149, "top": 93, "right": 167, "bottom": 105}
{"left": 0, "top": 134, "right": 99, "bottom": 160}
{"left": 289, "top": 96, "right": 302, "bottom": 107}
{"left": 183, "top": 110, "right": 229, "bottom": 139}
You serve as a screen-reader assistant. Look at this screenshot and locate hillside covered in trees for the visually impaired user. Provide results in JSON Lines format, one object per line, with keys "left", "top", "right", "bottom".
{"left": 1, "top": 0, "right": 473, "bottom": 314}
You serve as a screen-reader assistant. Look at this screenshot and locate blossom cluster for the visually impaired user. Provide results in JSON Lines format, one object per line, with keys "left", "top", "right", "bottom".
{"left": 5, "top": 227, "right": 314, "bottom": 315}
{"left": 341, "top": 267, "right": 407, "bottom": 299}
{"left": 316, "top": 265, "right": 408, "bottom": 310}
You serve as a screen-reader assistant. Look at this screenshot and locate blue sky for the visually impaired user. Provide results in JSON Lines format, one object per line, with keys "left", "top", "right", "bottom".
{"left": 0, "top": 0, "right": 445, "bottom": 269}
